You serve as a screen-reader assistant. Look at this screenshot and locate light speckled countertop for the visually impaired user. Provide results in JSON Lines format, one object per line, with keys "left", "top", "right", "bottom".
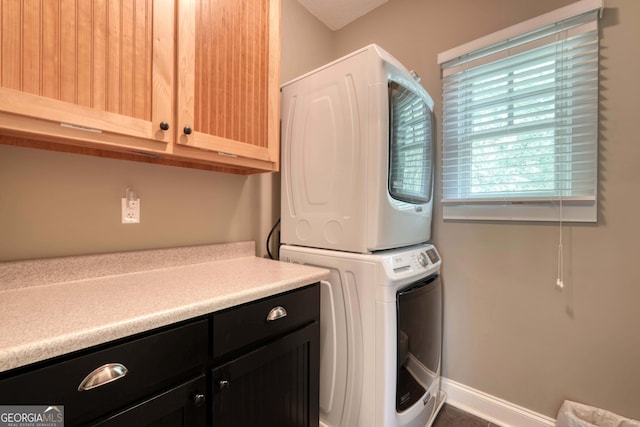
{"left": 0, "top": 242, "right": 328, "bottom": 373}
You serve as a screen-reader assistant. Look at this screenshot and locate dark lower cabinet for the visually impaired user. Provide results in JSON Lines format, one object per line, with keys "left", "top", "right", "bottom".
{"left": 0, "top": 320, "right": 209, "bottom": 427}
{"left": 0, "top": 283, "right": 320, "bottom": 427}
{"left": 212, "top": 321, "right": 320, "bottom": 427}
{"left": 91, "top": 375, "right": 207, "bottom": 427}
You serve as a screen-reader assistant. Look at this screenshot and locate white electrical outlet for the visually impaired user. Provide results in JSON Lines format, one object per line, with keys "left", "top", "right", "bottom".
{"left": 121, "top": 197, "right": 141, "bottom": 223}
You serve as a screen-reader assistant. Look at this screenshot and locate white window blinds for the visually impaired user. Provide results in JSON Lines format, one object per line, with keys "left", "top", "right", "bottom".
{"left": 438, "top": 0, "right": 601, "bottom": 221}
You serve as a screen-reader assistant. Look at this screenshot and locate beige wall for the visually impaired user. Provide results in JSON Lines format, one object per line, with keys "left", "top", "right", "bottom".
{"left": 0, "top": 0, "right": 333, "bottom": 262}
{"left": 0, "top": 145, "right": 257, "bottom": 260}
{"left": 3, "top": 0, "right": 638, "bottom": 421}
{"left": 281, "top": 0, "right": 335, "bottom": 83}
{"left": 332, "top": 0, "right": 640, "bottom": 420}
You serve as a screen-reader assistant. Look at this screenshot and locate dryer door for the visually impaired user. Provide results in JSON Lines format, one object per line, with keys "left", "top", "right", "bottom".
{"left": 388, "top": 80, "right": 434, "bottom": 204}
{"left": 396, "top": 273, "right": 442, "bottom": 412}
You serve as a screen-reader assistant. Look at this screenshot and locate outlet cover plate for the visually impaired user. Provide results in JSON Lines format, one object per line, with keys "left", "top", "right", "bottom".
{"left": 121, "top": 198, "right": 140, "bottom": 223}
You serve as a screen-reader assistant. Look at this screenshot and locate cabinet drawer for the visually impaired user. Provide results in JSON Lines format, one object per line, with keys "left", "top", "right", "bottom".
{"left": 213, "top": 283, "right": 319, "bottom": 360}
{"left": 0, "top": 319, "right": 208, "bottom": 427}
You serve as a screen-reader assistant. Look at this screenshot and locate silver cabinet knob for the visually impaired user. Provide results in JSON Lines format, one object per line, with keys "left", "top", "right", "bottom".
{"left": 218, "top": 380, "right": 230, "bottom": 390}
{"left": 193, "top": 393, "right": 206, "bottom": 407}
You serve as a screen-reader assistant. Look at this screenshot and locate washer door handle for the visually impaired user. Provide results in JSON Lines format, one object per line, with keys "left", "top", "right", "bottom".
{"left": 266, "top": 306, "right": 287, "bottom": 321}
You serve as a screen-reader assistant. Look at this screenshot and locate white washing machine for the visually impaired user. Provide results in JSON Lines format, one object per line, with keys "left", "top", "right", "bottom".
{"left": 280, "top": 243, "right": 445, "bottom": 427}
{"left": 280, "top": 44, "right": 436, "bottom": 254}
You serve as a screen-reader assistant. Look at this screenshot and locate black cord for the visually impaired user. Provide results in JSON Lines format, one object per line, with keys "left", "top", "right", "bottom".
{"left": 266, "top": 218, "right": 281, "bottom": 260}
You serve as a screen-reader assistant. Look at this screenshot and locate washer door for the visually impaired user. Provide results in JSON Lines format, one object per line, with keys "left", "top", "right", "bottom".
{"left": 396, "top": 273, "right": 442, "bottom": 412}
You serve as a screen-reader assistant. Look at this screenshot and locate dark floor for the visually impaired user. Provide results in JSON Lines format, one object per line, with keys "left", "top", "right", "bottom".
{"left": 432, "top": 404, "right": 501, "bottom": 427}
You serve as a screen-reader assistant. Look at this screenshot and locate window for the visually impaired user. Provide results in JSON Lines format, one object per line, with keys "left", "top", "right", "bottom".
{"left": 438, "top": 0, "right": 601, "bottom": 221}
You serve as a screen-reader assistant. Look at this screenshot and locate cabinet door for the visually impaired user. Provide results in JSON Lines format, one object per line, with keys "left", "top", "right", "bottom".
{"left": 212, "top": 321, "right": 320, "bottom": 427}
{"left": 90, "top": 375, "right": 207, "bottom": 427}
{"left": 0, "top": 0, "right": 174, "bottom": 145}
{"left": 176, "top": 0, "right": 280, "bottom": 171}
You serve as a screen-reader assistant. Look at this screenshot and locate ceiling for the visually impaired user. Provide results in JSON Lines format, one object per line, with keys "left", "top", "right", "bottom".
{"left": 297, "top": 0, "right": 389, "bottom": 30}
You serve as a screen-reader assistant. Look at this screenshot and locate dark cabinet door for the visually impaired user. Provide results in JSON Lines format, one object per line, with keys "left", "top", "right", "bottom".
{"left": 212, "top": 321, "right": 320, "bottom": 427}
{"left": 90, "top": 375, "right": 207, "bottom": 427}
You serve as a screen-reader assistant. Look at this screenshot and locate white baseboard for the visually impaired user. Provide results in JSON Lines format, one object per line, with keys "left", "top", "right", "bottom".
{"left": 441, "top": 378, "right": 556, "bottom": 427}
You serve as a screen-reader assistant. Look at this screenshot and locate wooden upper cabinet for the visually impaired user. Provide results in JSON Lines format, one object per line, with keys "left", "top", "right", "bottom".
{"left": 176, "top": 0, "right": 281, "bottom": 172}
{"left": 0, "top": 0, "right": 280, "bottom": 173}
{"left": 0, "top": 0, "right": 175, "bottom": 144}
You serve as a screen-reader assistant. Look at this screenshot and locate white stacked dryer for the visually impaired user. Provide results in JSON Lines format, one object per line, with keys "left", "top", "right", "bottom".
{"left": 280, "top": 44, "right": 445, "bottom": 427}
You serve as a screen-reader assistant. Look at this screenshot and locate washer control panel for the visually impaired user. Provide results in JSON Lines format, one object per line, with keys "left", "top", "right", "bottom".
{"left": 426, "top": 248, "right": 440, "bottom": 264}
{"left": 386, "top": 244, "right": 441, "bottom": 278}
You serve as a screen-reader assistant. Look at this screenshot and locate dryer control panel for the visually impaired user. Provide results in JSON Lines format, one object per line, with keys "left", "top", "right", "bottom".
{"left": 384, "top": 244, "right": 441, "bottom": 280}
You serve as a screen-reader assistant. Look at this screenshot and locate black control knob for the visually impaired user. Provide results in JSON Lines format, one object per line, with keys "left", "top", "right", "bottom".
{"left": 183, "top": 126, "right": 193, "bottom": 135}
{"left": 159, "top": 121, "right": 169, "bottom": 131}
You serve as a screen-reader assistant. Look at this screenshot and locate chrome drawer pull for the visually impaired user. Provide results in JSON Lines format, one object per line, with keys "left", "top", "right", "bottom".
{"left": 78, "top": 363, "right": 128, "bottom": 391}
{"left": 266, "top": 306, "right": 288, "bottom": 321}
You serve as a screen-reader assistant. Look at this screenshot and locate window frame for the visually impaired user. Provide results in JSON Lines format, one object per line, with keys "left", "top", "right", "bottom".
{"left": 437, "top": 0, "right": 602, "bottom": 222}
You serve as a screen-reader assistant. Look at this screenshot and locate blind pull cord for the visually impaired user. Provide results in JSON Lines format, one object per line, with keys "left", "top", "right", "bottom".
{"left": 556, "top": 196, "right": 565, "bottom": 289}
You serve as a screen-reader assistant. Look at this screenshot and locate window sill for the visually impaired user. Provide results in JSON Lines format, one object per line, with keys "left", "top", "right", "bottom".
{"left": 442, "top": 200, "right": 597, "bottom": 222}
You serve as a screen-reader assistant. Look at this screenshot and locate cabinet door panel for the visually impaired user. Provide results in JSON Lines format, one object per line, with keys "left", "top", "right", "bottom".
{"left": 194, "top": 0, "right": 267, "bottom": 147}
{"left": 0, "top": 0, "right": 173, "bottom": 143}
{"left": 176, "top": 0, "right": 280, "bottom": 168}
{"left": 90, "top": 375, "right": 207, "bottom": 427}
{"left": 0, "top": 0, "right": 22, "bottom": 90}
{"left": 212, "top": 321, "right": 320, "bottom": 427}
